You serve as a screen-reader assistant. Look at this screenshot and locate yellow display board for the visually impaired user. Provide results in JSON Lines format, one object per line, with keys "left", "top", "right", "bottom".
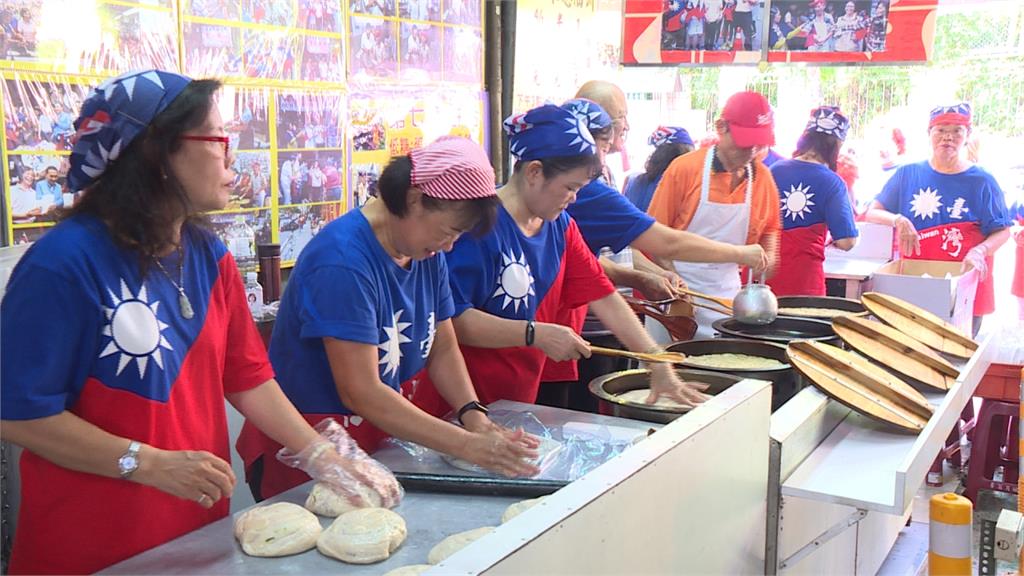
{"left": 0, "top": 0, "right": 486, "bottom": 266}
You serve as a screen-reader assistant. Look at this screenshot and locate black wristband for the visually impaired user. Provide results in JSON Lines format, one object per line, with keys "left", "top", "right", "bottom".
{"left": 525, "top": 320, "right": 536, "bottom": 347}
{"left": 456, "top": 400, "right": 489, "bottom": 425}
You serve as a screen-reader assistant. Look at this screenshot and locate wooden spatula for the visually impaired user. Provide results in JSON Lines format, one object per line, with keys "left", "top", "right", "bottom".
{"left": 589, "top": 346, "right": 688, "bottom": 364}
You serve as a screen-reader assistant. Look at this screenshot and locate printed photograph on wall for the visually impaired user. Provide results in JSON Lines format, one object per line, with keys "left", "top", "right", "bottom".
{"left": 297, "top": 0, "right": 342, "bottom": 33}
{"left": 276, "top": 150, "right": 344, "bottom": 206}
{"left": 443, "top": 0, "right": 481, "bottom": 26}
{"left": 351, "top": 0, "right": 396, "bottom": 18}
{"left": 349, "top": 162, "right": 381, "bottom": 208}
{"left": 209, "top": 209, "right": 272, "bottom": 251}
{"left": 183, "top": 22, "right": 242, "bottom": 78}
{"left": 299, "top": 34, "right": 344, "bottom": 83}
{"left": 219, "top": 85, "right": 271, "bottom": 150}
{"left": 2, "top": 76, "right": 90, "bottom": 152}
{"left": 443, "top": 27, "right": 481, "bottom": 83}
{"left": 243, "top": 30, "right": 300, "bottom": 81}
{"left": 279, "top": 202, "right": 343, "bottom": 261}
{"left": 400, "top": 0, "right": 442, "bottom": 22}
{"left": 350, "top": 17, "right": 398, "bottom": 78}
{"left": 399, "top": 23, "right": 441, "bottom": 81}
{"left": 186, "top": 0, "right": 241, "bottom": 20}
{"left": 6, "top": 154, "right": 71, "bottom": 225}
{"left": 768, "top": 0, "right": 890, "bottom": 52}
{"left": 276, "top": 91, "right": 343, "bottom": 149}
{"left": 226, "top": 152, "right": 272, "bottom": 210}
{"left": 240, "top": 0, "right": 292, "bottom": 26}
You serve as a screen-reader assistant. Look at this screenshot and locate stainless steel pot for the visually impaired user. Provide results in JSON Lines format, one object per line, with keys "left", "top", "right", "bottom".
{"left": 588, "top": 368, "right": 743, "bottom": 424}
{"left": 665, "top": 338, "right": 797, "bottom": 411}
{"left": 733, "top": 269, "right": 778, "bottom": 325}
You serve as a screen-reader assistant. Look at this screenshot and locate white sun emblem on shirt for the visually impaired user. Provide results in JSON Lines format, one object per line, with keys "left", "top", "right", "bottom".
{"left": 910, "top": 187, "right": 943, "bottom": 220}
{"left": 782, "top": 183, "right": 815, "bottom": 220}
{"left": 99, "top": 279, "right": 173, "bottom": 378}
{"left": 378, "top": 309, "right": 412, "bottom": 379}
{"left": 492, "top": 250, "right": 535, "bottom": 314}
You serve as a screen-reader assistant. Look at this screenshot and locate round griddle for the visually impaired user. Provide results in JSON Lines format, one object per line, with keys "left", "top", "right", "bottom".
{"left": 588, "top": 368, "right": 742, "bottom": 424}
{"left": 776, "top": 296, "right": 867, "bottom": 319}
{"left": 712, "top": 316, "right": 837, "bottom": 345}
{"left": 665, "top": 339, "right": 797, "bottom": 411}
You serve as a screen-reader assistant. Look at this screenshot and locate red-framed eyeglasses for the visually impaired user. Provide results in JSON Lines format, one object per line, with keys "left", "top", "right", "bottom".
{"left": 180, "top": 135, "right": 231, "bottom": 157}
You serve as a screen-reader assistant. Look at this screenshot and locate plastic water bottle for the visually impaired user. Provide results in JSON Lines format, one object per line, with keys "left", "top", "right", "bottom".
{"left": 244, "top": 272, "right": 263, "bottom": 317}
{"left": 229, "top": 216, "right": 257, "bottom": 279}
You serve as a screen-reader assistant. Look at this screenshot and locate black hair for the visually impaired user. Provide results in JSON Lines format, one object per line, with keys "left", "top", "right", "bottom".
{"left": 377, "top": 154, "right": 499, "bottom": 236}
{"left": 644, "top": 142, "right": 693, "bottom": 181}
{"left": 793, "top": 129, "right": 842, "bottom": 172}
{"left": 66, "top": 79, "right": 221, "bottom": 271}
{"left": 512, "top": 154, "right": 602, "bottom": 180}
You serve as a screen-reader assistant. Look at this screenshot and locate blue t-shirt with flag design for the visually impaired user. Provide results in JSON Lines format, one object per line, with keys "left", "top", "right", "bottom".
{"left": 772, "top": 159, "right": 858, "bottom": 238}
{"left": 568, "top": 176, "right": 656, "bottom": 255}
{"left": 269, "top": 209, "right": 455, "bottom": 416}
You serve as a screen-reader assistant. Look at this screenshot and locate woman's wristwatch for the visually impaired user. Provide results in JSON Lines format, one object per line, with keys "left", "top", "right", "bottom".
{"left": 457, "top": 401, "right": 489, "bottom": 426}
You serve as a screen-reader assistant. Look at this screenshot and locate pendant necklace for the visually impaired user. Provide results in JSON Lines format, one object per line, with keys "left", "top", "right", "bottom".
{"left": 153, "top": 244, "right": 194, "bottom": 319}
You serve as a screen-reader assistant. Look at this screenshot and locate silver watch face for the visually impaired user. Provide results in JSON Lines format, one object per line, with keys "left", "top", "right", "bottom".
{"left": 119, "top": 454, "right": 138, "bottom": 473}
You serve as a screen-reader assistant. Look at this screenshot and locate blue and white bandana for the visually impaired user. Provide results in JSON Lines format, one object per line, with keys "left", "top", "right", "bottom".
{"left": 648, "top": 125, "right": 694, "bottom": 147}
{"left": 929, "top": 103, "right": 972, "bottom": 129}
{"left": 805, "top": 106, "right": 850, "bottom": 141}
{"left": 504, "top": 104, "right": 596, "bottom": 161}
{"left": 561, "top": 98, "right": 612, "bottom": 132}
{"left": 68, "top": 69, "right": 193, "bottom": 192}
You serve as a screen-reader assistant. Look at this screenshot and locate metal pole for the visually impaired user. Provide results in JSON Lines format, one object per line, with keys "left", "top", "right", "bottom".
{"left": 484, "top": 0, "right": 514, "bottom": 183}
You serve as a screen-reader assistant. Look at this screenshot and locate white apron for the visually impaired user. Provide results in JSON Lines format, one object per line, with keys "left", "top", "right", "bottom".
{"left": 647, "top": 146, "right": 753, "bottom": 342}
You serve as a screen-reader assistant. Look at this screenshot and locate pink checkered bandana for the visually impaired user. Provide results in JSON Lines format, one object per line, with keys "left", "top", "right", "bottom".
{"left": 409, "top": 136, "right": 496, "bottom": 200}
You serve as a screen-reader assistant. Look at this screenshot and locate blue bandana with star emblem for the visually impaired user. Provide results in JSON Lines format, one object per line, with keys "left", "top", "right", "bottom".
{"left": 805, "top": 106, "right": 850, "bottom": 141}
{"left": 561, "top": 98, "right": 613, "bottom": 133}
{"left": 68, "top": 69, "right": 192, "bottom": 192}
{"left": 268, "top": 210, "right": 455, "bottom": 414}
{"left": 504, "top": 104, "right": 596, "bottom": 161}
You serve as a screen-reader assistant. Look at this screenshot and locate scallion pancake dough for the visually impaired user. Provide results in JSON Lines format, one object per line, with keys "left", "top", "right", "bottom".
{"left": 685, "top": 353, "right": 786, "bottom": 370}
{"left": 317, "top": 508, "right": 407, "bottom": 564}
{"left": 427, "top": 527, "right": 496, "bottom": 564}
{"left": 233, "top": 502, "right": 321, "bottom": 557}
{"left": 616, "top": 389, "right": 691, "bottom": 409}
{"left": 501, "top": 496, "right": 545, "bottom": 523}
{"left": 382, "top": 565, "right": 433, "bottom": 576}
{"left": 305, "top": 482, "right": 383, "bottom": 517}
{"left": 778, "top": 307, "right": 854, "bottom": 318}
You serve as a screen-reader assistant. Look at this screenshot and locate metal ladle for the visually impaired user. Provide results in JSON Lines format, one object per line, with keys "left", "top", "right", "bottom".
{"left": 732, "top": 268, "right": 778, "bottom": 325}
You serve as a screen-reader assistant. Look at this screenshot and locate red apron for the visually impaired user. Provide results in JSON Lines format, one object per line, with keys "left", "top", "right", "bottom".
{"left": 911, "top": 222, "right": 994, "bottom": 316}
{"left": 235, "top": 375, "right": 420, "bottom": 500}
{"left": 1012, "top": 240, "right": 1024, "bottom": 298}
{"left": 768, "top": 223, "right": 828, "bottom": 296}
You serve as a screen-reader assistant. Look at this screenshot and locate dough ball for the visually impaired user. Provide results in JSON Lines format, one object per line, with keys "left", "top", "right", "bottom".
{"left": 233, "top": 502, "right": 321, "bottom": 557}
{"left": 427, "top": 526, "right": 495, "bottom": 564}
{"left": 382, "top": 564, "right": 433, "bottom": 576}
{"left": 317, "top": 508, "right": 407, "bottom": 564}
{"left": 304, "top": 482, "right": 383, "bottom": 517}
{"left": 501, "top": 496, "right": 545, "bottom": 524}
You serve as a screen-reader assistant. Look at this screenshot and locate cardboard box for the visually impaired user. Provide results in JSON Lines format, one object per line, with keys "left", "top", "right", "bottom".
{"left": 867, "top": 259, "right": 979, "bottom": 333}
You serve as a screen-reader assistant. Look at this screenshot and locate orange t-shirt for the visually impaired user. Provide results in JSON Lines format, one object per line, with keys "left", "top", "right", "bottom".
{"left": 647, "top": 147, "right": 781, "bottom": 244}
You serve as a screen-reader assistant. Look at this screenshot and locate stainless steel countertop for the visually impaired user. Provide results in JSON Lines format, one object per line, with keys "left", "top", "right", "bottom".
{"left": 103, "top": 482, "right": 523, "bottom": 575}
{"left": 103, "top": 400, "right": 658, "bottom": 574}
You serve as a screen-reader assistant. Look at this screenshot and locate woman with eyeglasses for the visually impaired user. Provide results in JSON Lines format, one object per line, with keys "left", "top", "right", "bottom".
{"left": 865, "top": 103, "right": 1011, "bottom": 336}
{"left": 0, "top": 70, "right": 401, "bottom": 575}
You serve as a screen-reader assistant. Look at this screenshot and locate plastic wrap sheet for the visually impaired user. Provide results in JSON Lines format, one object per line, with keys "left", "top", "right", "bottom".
{"left": 382, "top": 409, "right": 642, "bottom": 483}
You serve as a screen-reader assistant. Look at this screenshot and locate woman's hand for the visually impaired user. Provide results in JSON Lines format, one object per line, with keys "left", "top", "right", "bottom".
{"left": 132, "top": 445, "right": 236, "bottom": 509}
{"left": 961, "top": 245, "right": 989, "bottom": 281}
{"left": 738, "top": 244, "right": 769, "bottom": 274}
{"left": 307, "top": 446, "right": 404, "bottom": 508}
{"left": 456, "top": 427, "right": 540, "bottom": 478}
{"left": 646, "top": 364, "right": 710, "bottom": 407}
{"left": 532, "top": 322, "right": 591, "bottom": 361}
{"left": 638, "top": 270, "right": 686, "bottom": 301}
{"left": 895, "top": 215, "right": 921, "bottom": 256}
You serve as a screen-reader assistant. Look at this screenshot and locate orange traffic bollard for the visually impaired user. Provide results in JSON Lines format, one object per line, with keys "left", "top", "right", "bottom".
{"left": 929, "top": 492, "right": 972, "bottom": 575}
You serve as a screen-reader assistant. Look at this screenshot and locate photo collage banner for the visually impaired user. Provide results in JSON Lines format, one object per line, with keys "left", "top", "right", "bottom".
{"left": 0, "top": 0, "right": 485, "bottom": 265}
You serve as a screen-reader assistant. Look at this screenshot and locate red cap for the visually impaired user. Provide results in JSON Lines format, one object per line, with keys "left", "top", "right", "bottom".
{"left": 409, "top": 136, "right": 496, "bottom": 200}
{"left": 721, "top": 91, "right": 775, "bottom": 148}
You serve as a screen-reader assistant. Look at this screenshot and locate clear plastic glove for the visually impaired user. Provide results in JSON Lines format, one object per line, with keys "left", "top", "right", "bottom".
{"left": 277, "top": 419, "right": 403, "bottom": 508}
{"left": 961, "top": 245, "right": 988, "bottom": 281}
{"left": 647, "top": 364, "right": 710, "bottom": 407}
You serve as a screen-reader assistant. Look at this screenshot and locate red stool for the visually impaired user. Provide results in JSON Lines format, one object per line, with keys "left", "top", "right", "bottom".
{"left": 962, "top": 399, "right": 1019, "bottom": 503}
{"left": 926, "top": 402, "right": 976, "bottom": 486}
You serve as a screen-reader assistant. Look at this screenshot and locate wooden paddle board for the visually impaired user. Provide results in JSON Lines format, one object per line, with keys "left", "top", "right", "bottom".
{"left": 861, "top": 292, "right": 977, "bottom": 360}
{"left": 833, "top": 316, "right": 959, "bottom": 391}
{"left": 787, "top": 340, "right": 933, "bottom": 433}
